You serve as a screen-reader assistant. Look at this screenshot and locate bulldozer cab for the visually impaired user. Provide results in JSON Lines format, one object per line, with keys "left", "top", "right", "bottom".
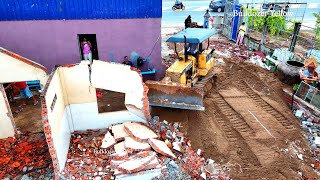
{"left": 146, "top": 28, "right": 218, "bottom": 111}
{"left": 166, "top": 28, "right": 217, "bottom": 85}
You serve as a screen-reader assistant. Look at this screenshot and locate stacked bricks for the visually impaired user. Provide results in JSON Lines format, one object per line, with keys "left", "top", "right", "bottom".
{"left": 40, "top": 69, "right": 60, "bottom": 179}
{"left": 130, "top": 67, "right": 152, "bottom": 121}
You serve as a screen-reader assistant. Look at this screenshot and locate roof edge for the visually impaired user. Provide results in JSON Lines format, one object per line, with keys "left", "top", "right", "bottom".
{"left": 0, "top": 47, "right": 47, "bottom": 72}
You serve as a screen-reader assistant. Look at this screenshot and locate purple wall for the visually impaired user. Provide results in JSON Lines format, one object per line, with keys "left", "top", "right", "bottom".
{"left": 0, "top": 18, "right": 165, "bottom": 80}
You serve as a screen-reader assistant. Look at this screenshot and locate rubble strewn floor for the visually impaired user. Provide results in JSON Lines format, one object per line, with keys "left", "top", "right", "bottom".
{"left": 152, "top": 57, "right": 320, "bottom": 179}
{"left": 62, "top": 121, "right": 231, "bottom": 179}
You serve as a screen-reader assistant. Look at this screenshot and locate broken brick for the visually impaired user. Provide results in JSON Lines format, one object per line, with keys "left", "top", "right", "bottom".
{"left": 124, "top": 137, "right": 151, "bottom": 152}
{"left": 148, "top": 139, "right": 176, "bottom": 159}
{"left": 124, "top": 122, "right": 158, "bottom": 142}
{"left": 101, "top": 131, "right": 116, "bottom": 149}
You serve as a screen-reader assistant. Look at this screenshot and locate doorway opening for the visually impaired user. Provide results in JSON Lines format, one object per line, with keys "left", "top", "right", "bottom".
{"left": 78, "top": 34, "right": 99, "bottom": 61}
{"left": 3, "top": 81, "right": 42, "bottom": 133}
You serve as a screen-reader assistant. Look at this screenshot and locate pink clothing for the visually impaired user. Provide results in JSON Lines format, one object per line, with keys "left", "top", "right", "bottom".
{"left": 236, "top": 34, "right": 244, "bottom": 45}
{"left": 81, "top": 41, "right": 92, "bottom": 54}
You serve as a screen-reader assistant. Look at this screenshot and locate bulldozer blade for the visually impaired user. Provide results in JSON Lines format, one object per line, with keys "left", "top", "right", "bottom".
{"left": 146, "top": 81, "right": 205, "bottom": 111}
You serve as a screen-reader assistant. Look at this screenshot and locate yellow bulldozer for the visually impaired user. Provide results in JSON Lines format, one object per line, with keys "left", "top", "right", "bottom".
{"left": 146, "top": 28, "right": 217, "bottom": 110}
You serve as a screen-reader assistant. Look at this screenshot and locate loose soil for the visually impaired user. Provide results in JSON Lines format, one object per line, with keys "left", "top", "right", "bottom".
{"left": 151, "top": 59, "right": 319, "bottom": 178}
{"left": 9, "top": 95, "right": 42, "bottom": 133}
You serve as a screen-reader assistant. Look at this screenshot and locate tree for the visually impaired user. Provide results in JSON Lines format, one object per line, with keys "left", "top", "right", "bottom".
{"left": 312, "top": 11, "right": 320, "bottom": 37}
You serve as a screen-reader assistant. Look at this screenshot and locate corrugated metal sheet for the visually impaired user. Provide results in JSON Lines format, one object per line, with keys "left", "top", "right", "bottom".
{"left": 0, "top": 0, "right": 162, "bottom": 21}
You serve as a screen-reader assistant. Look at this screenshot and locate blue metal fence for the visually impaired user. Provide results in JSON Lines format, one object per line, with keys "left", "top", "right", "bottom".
{"left": 0, "top": 0, "right": 162, "bottom": 21}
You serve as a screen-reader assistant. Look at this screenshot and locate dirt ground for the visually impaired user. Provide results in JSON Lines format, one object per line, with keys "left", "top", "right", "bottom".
{"left": 151, "top": 60, "right": 319, "bottom": 179}
{"left": 9, "top": 94, "right": 42, "bottom": 133}
{"left": 97, "top": 89, "right": 126, "bottom": 113}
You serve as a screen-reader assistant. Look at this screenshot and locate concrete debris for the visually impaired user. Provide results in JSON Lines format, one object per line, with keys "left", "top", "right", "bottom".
{"left": 315, "top": 137, "right": 320, "bottom": 146}
{"left": 116, "top": 153, "right": 157, "bottom": 174}
{"left": 201, "top": 172, "right": 206, "bottom": 179}
{"left": 173, "top": 142, "right": 183, "bottom": 153}
{"left": 124, "top": 137, "right": 151, "bottom": 152}
{"left": 164, "top": 139, "right": 173, "bottom": 149}
{"left": 21, "top": 175, "right": 32, "bottom": 180}
{"left": 114, "top": 142, "right": 128, "bottom": 157}
{"left": 116, "top": 168, "right": 162, "bottom": 180}
{"left": 216, "top": 58, "right": 225, "bottom": 64}
{"left": 248, "top": 55, "right": 269, "bottom": 70}
{"left": 293, "top": 108, "right": 320, "bottom": 172}
{"left": 112, "top": 124, "right": 130, "bottom": 141}
{"left": 101, "top": 131, "right": 116, "bottom": 149}
{"left": 124, "top": 122, "right": 158, "bottom": 142}
{"left": 295, "top": 110, "right": 304, "bottom": 118}
{"left": 148, "top": 138, "right": 177, "bottom": 159}
{"left": 210, "top": 37, "right": 252, "bottom": 62}
{"left": 197, "top": 149, "right": 203, "bottom": 156}
{"left": 61, "top": 117, "right": 230, "bottom": 179}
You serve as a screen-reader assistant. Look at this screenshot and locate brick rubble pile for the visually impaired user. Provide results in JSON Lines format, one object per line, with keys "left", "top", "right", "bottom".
{"left": 61, "top": 117, "right": 230, "bottom": 179}
{"left": 0, "top": 132, "right": 53, "bottom": 179}
{"left": 294, "top": 108, "right": 320, "bottom": 172}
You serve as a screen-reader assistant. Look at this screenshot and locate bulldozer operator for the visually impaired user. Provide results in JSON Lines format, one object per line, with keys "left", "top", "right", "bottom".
{"left": 187, "top": 43, "right": 199, "bottom": 59}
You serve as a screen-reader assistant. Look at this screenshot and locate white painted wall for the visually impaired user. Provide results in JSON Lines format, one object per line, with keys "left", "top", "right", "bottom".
{"left": 0, "top": 85, "right": 15, "bottom": 139}
{"left": 91, "top": 61, "right": 145, "bottom": 109}
{"left": 68, "top": 103, "right": 146, "bottom": 131}
{"left": 0, "top": 48, "right": 47, "bottom": 85}
{"left": 45, "top": 71, "right": 71, "bottom": 171}
{"left": 60, "top": 61, "right": 148, "bottom": 130}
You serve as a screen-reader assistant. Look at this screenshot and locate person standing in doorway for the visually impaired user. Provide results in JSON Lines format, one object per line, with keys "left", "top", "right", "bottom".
{"left": 81, "top": 38, "right": 92, "bottom": 63}
{"left": 236, "top": 22, "right": 246, "bottom": 46}
{"left": 184, "top": 15, "right": 192, "bottom": 29}
{"left": 203, "top": 9, "right": 211, "bottom": 29}
{"left": 5, "top": 82, "right": 38, "bottom": 106}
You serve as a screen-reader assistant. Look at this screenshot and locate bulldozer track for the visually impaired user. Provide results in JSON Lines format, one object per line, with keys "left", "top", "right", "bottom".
{"left": 209, "top": 95, "right": 262, "bottom": 169}
{"left": 237, "top": 80, "right": 295, "bottom": 130}
{"left": 193, "top": 71, "right": 216, "bottom": 96}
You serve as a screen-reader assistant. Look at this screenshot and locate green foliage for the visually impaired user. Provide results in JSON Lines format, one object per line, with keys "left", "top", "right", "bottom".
{"left": 266, "top": 15, "right": 286, "bottom": 35}
{"left": 286, "top": 19, "right": 299, "bottom": 33}
{"left": 293, "top": 84, "right": 299, "bottom": 91}
{"left": 312, "top": 11, "right": 320, "bottom": 37}
{"left": 312, "top": 12, "right": 320, "bottom": 49}
{"left": 246, "top": 8, "right": 264, "bottom": 31}
{"left": 244, "top": 8, "right": 287, "bottom": 36}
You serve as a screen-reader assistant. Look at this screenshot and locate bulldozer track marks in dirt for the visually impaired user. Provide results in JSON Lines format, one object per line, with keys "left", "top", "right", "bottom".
{"left": 208, "top": 95, "right": 262, "bottom": 169}
{"left": 212, "top": 94, "right": 254, "bottom": 135}
{"left": 237, "top": 80, "right": 295, "bottom": 130}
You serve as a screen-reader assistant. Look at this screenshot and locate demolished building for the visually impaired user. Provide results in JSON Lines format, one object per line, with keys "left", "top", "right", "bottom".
{"left": 41, "top": 61, "right": 151, "bottom": 177}
{"left": 42, "top": 61, "right": 229, "bottom": 179}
